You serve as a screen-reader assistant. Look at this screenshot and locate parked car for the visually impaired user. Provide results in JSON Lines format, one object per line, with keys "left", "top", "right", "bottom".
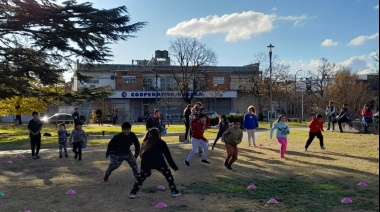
{"left": 41, "top": 113, "right": 74, "bottom": 124}
{"left": 137, "top": 114, "right": 153, "bottom": 122}
{"left": 206, "top": 111, "right": 218, "bottom": 118}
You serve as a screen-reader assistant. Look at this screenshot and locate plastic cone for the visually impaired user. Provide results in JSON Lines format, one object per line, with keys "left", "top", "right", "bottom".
{"left": 66, "top": 189, "right": 76, "bottom": 195}
{"left": 24, "top": 210, "right": 31, "bottom": 212}
{"left": 155, "top": 202, "right": 167, "bottom": 209}
{"left": 6, "top": 160, "right": 13, "bottom": 164}
{"left": 156, "top": 185, "right": 166, "bottom": 190}
{"left": 19, "top": 154, "right": 25, "bottom": 159}
{"left": 341, "top": 197, "right": 353, "bottom": 204}
{"left": 267, "top": 198, "right": 279, "bottom": 204}
{"left": 247, "top": 184, "right": 257, "bottom": 189}
{"left": 357, "top": 182, "right": 368, "bottom": 187}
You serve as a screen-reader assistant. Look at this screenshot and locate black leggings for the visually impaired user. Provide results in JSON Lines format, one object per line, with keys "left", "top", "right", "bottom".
{"left": 338, "top": 117, "right": 351, "bottom": 132}
{"left": 30, "top": 135, "right": 41, "bottom": 156}
{"left": 131, "top": 167, "right": 177, "bottom": 194}
{"left": 305, "top": 131, "right": 324, "bottom": 149}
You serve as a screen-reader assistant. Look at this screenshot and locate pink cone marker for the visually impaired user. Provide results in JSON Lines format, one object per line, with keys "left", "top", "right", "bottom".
{"left": 341, "top": 197, "right": 353, "bottom": 204}
{"left": 6, "top": 160, "right": 13, "bottom": 164}
{"left": 357, "top": 182, "right": 368, "bottom": 187}
{"left": 247, "top": 184, "right": 257, "bottom": 189}
{"left": 267, "top": 198, "right": 279, "bottom": 204}
{"left": 155, "top": 202, "right": 167, "bottom": 209}
{"left": 66, "top": 189, "right": 76, "bottom": 195}
{"left": 24, "top": 210, "right": 31, "bottom": 212}
{"left": 156, "top": 185, "right": 166, "bottom": 190}
{"left": 19, "top": 155, "right": 25, "bottom": 159}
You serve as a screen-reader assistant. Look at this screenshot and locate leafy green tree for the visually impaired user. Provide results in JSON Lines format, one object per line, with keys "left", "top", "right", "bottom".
{"left": 0, "top": 0, "right": 146, "bottom": 103}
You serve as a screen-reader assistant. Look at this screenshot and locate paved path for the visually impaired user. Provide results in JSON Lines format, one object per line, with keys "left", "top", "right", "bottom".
{"left": 0, "top": 129, "right": 271, "bottom": 155}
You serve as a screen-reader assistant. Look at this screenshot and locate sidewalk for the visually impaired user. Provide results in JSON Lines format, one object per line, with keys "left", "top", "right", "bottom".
{"left": 0, "top": 129, "right": 268, "bottom": 155}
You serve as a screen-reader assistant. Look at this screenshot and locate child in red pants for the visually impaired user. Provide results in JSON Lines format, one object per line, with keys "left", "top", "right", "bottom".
{"left": 270, "top": 114, "right": 290, "bottom": 158}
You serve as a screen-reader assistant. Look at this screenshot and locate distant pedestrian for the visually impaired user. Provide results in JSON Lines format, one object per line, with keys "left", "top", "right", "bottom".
{"left": 104, "top": 122, "right": 140, "bottom": 182}
{"left": 184, "top": 114, "right": 211, "bottom": 166}
{"left": 72, "top": 107, "right": 80, "bottom": 124}
{"left": 96, "top": 109, "right": 103, "bottom": 125}
{"left": 212, "top": 115, "right": 230, "bottom": 150}
{"left": 27, "top": 111, "right": 42, "bottom": 159}
{"left": 112, "top": 108, "right": 119, "bottom": 125}
{"left": 325, "top": 101, "right": 336, "bottom": 130}
{"left": 243, "top": 105, "right": 259, "bottom": 147}
{"left": 270, "top": 114, "right": 290, "bottom": 158}
{"left": 58, "top": 123, "right": 70, "bottom": 158}
{"left": 337, "top": 104, "right": 352, "bottom": 133}
{"left": 304, "top": 114, "right": 325, "bottom": 151}
{"left": 221, "top": 120, "right": 243, "bottom": 170}
{"left": 129, "top": 127, "right": 180, "bottom": 199}
{"left": 69, "top": 121, "right": 87, "bottom": 160}
{"left": 146, "top": 109, "right": 165, "bottom": 133}
{"left": 361, "top": 104, "right": 373, "bottom": 133}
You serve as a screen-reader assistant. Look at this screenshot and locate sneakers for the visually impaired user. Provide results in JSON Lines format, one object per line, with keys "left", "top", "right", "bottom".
{"left": 172, "top": 191, "right": 181, "bottom": 197}
{"left": 32, "top": 156, "right": 37, "bottom": 160}
{"left": 226, "top": 165, "right": 232, "bottom": 170}
{"left": 59, "top": 154, "right": 62, "bottom": 158}
{"left": 129, "top": 193, "right": 136, "bottom": 199}
{"left": 36, "top": 155, "right": 40, "bottom": 159}
{"left": 201, "top": 159, "right": 210, "bottom": 164}
{"left": 321, "top": 146, "right": 326, "bottom": 150}
{"left": 223, "top": 160, "right": 228, "bottom": 167}
{"left": 184, "top": 160, "right": 190, "bottom": 166}
{"left": 103, "top": 175, "right": 109, "bottom": 182}
{"left": 304, "top": 148, "right": 308, "bottom": 152}
{"left": 211, "top": 145, "right": 215, "bottom": 150}
{"left": 65, "top": 154, "right": 68, "bottom": 158}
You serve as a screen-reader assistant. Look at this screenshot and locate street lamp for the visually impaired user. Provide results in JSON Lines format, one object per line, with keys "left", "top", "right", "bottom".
{"left": 267, "top": 44, "right": 275, "bottom": 128}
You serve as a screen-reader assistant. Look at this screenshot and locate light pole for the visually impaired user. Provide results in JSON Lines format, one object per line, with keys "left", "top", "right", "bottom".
{"left": 267, "top": 44, "right": 275, "bottom": 128}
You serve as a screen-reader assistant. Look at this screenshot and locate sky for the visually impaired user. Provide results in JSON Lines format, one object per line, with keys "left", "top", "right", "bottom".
{"left": 64, "top": 0, "right": 379, "bottom": 81}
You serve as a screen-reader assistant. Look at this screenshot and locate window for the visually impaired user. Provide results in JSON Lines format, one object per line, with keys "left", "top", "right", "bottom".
{"left": 143, "top": 77, "right": 154, "bottom": 88}
{"left": 160, "top": 77, "right": 175, "bottom": 90}
{"left": 87, "top": 79, "right": 99, "bottom": 84}
{"left": 213, "top": 77, "right": 224, "bottom": 84}
{"left": 123, "top": 76, "right": 136, "bottom": 84}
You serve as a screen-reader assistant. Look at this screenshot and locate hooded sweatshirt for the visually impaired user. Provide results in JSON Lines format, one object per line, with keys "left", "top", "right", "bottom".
{"left": 270, "top": 122, "right": 290, "bottom": 139}
{"left": 221, "top": 127, "right": 243, "bottom": 145}
{"left": 308, "top": 117, "right": 324, "bottom": 133}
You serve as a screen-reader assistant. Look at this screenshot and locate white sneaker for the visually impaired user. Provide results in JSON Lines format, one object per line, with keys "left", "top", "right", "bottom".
{"left": 172, "top": 192, "right": 181, "bottom": 197}
{"left": 129, "top": 193, "right": 136, "bottom": 199}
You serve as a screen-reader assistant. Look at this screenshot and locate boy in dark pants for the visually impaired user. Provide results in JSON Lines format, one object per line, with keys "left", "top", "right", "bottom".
{"left": 27, "top": 111, "right": 42, "bottom": 159}
{"left": 305, "top": 114, "right": 325, "bottom": 151}
{"left": 104, "top": 122, "right": 140, "bottom": 182}
{"left": 69, "top": 121, "right": 87, "bottom": 160}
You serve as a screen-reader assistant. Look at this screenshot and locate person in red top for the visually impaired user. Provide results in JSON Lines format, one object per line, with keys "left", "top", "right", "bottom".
{"left": 304, "top": 114, "right": 325, "bottom": 151}
{"left": 184, "top": 114, "right": 210, "bottom": 166}
{"left": 361, "top": 104, "right": 373, "bottom": 133}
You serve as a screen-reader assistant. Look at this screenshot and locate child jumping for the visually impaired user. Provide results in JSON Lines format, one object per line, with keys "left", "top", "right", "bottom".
{"left": 221, "top": 120, "right": 243, "bottom": 170}
{"left": 270, "top": 114, "right": 290, "bottom": 158}
{"left": 304, "top": 114, "right": 325, "bottom": 151}
{"left": 58, "top": 123, "right": 70, "bottom": 158}
{"left": 69, "top": 121, "right": 87, "bottom": 160}
{"left": 129, "top": 127, "right": 180, "bottom": 199}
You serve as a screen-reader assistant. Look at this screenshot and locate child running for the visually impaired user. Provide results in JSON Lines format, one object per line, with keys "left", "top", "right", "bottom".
{"left": 129, "top": 127, "right": 180, "bottom": 199}
{"left": 58, "top": 123, "right": 70, "bottom": 158}
{"left": 69, "top": 121, "right": 87, "bottom": 160}
{"left": 270, "top": 114, "right": 290, "bottom": 158}
{"left": 212, "top": 114, "right": 230, "bottom": 150}
{"left": 221, "top": 120, "right": 243, "bottom": 170}
{"left": 304, "top": 114, "right": 325, "bottom": 151}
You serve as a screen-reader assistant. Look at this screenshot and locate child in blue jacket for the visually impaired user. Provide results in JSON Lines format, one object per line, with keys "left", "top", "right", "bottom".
{"left": 243, "top": 105, "right": 259, "bottom": 146}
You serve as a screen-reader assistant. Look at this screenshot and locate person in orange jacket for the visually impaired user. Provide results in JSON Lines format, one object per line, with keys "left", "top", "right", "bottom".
{"left": 304, "top": 114, "right": 325, "bottom": 151}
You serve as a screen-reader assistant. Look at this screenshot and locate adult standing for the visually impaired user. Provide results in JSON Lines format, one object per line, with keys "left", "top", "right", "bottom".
{"left": 183, "top": 104, "right": 192, "bottom": 143}
{"left": 72, "top": 107, "right": 80, "bottom": 124}
{"left": 96, "top": 108, "right": 103, "bottom": 125}
{"left": 27, "top": 111, "right": 42, "bottom": 159}
{"left": 325, "top": 101, "right": 336, "bottom": 130}
{"left": 337, "top": 104, "right": 352, "bottom": 133}
{"left": 242, "top": 105, "right": 259, "bottom": 147}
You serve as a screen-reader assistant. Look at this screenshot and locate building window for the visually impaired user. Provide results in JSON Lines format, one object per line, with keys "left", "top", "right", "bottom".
{"left": 143, "top": 77, "right": 154, "bottom": 89}
{"left": 213, "top": 77, "right": 224, "bottom": 84}
{"left": 87, "top": 79, "right": 99, "bottom": 84}
{"left": 123, "top": 76, "right": 136, "bottom": 84}
{"left": 160, "top": 77, "right": 175, "bottom": 90}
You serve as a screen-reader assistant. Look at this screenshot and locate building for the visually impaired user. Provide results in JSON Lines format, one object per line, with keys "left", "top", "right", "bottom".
{"left": 72, "top": 50, "right": 260, "bottom": 122}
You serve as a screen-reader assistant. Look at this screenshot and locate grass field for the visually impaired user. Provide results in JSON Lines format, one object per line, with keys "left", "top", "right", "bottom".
{"left": 0, "top": 122, "right": 379, "bottom": 212}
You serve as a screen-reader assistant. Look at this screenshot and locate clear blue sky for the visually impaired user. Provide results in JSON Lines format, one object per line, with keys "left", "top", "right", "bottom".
{"left": 65, "top": 0, "right": 379, "bottom": 80}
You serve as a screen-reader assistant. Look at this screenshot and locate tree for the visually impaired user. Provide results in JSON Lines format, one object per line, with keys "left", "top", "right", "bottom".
{"left": 328, "top": 68, "right": 375, "bottom": 119}
{"left": 0, "top": 0, "right": 146, "bottom": 103}
{"left": 168, "top": 37, "right": 217, "bottom": 104}
{"left": 371, "top": 50, "right": 379, "bottom": 74}
{"left": 307, "top": 57, "right": 335, "bottom": 100}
